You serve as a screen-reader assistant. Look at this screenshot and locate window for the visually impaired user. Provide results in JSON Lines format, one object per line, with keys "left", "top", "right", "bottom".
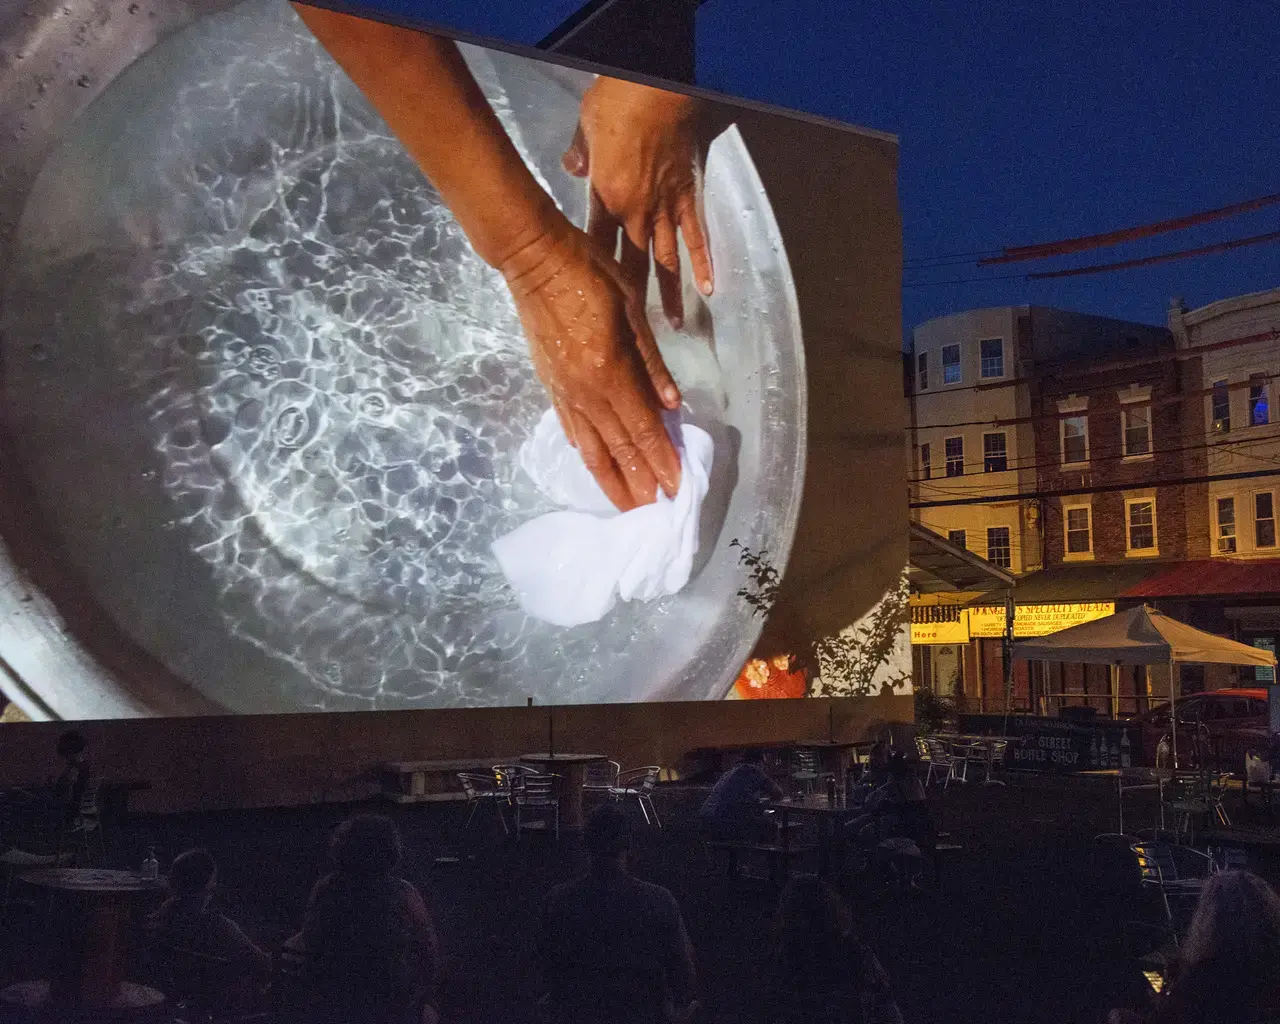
{"left": 942, "top": 344, "right": 961, "bottom": 385}
{"left": 983, "top": 432, "right": 1008, "bottom": 473}
{"left": 1061, "top": 416, "right": 1088, "bottom": 464}
{"left": 919, "top": 443, "right": 931, "bottom": 480}
{"left": 1257, "top": 492, "right": 1277, "bottom": 548}
{"left": 916, "top": 353, "right": 928, "bottom": 392}
{"left": 1122, "top": 404, "right": 1152, "bottom": 458}
{"left": 1065, "top": 506, "right": 1092, "bottom": 555}
{"left": 1217, "top": 497, "right": 1236, "bottom": 541}
{"left": 1250, "top": 373, "right": 1271, "bottom": 426}
{"left": 948, "top": 529, "right": 967, "bottom": 550}
{"left": 986, "top": 527, "right": 1011, "bottom": 569}
{"left": 979, "top": 338, "right": 1004, "bottom": 379}
{"left": 1127, "top": 499, "right": 1156, "bottom": 553}
{"left": 1211, "top": 379, "right": 1230, "bottom": 432}
{"left": 945, "top": 436, "right": 964, "bottom": 477}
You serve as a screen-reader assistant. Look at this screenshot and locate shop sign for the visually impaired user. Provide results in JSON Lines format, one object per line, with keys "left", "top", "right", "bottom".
{"left": 968, "top": 601, "right": 1114, "bottom": 639}
{"left": 910, "top": 609, "right": 969, "bottom": 645}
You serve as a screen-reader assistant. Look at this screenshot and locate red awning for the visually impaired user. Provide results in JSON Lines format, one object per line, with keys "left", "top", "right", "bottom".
{"left": 1119, "top": 558, "right": 1280, "bottom": 599}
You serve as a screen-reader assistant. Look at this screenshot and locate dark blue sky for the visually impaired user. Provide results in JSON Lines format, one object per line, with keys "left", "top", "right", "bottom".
{"left": 356, "top": 0, "right": 1280, "bottom": 337}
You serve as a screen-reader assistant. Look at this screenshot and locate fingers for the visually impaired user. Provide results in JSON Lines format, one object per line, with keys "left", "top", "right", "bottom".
{"left": 562, "top": 123, "right": 589, "bottom": 177}
{"left": 618, "top": 230, "right": 650, "bottom": 298}
{"left": 676, "top": 191, "right": 713, "bottom": 297}
{"left": 652, "top": 213, "right": 683, "bottom": 329}
{"left": 624, "top": 287, "right": 681, "bottom": 411}
{"left": 586, "top": 189, "right": 618, "bottom": 258}
{"left": 571, "top": 412, "right": 637, "bottom": 513}
{"left": 608, "top": 364, "right": 682, "bottom": 499}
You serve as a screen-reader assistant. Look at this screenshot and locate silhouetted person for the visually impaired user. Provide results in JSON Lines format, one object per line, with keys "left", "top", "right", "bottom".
{"left": 291, "top": 815, "right": 440, "bottom": 1024}
{"left": 50, "top": 731, "right": 94, "bottom": 821}
{"left": 146, "top": 848, "right": 269, "bottom": 1011}
{"left": 765, "top": 874, "right": 903, "bottom": 1024}
{"left": 538, "top": 803, "right": 697, "bottom": 1024}
{"left": 845, "top": 753, "right": 932, "bottom": 888}
{"left": 699, "top": 749, "right": 784, "bottom": 843}
{"left": 1109, "top": 870, "right": 1280, "bottom": 1024}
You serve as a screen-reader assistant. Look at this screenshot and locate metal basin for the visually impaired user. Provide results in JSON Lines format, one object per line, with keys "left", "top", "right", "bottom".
{"left": 0, "top": 0, "right": 804, "bottom": 716}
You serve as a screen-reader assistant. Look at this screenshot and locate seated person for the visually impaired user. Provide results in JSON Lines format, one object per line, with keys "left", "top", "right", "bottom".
{"left": 538, "top": 803, "right": 697, "bottom": 1024}
{"left": 2, "top": 731, "right": 96, "bottom": 844}
{"left": 845, "top": 754, "right": 933, "bottom": 885}
{"left": 145, "top": 848, "right": 269, "bottom": 1011}
{"left": 289, "top": 814, "right": 440, "bottom": 1024}
{"left": 698, "top": 750, "right": 784, "bottom": 843}
{"left": 763, "top": 874, "right": 903, "bottom": 1024}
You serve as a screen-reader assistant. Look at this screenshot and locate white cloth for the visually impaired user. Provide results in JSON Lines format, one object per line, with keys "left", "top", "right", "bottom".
{"left": 493, "top": 408, "right": 713, "bottom": 627}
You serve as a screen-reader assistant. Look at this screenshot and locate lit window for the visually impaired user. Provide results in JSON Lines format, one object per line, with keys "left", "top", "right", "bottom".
{"left": 983, "top": 432, "right": 1008, "bottom": 473}
{"left": 980, "top": 339, "right": 1004, "bottom": 379}
{"left": 1122, "top": 404, "right": 1151, "bottom": 457}
{"left": 948, "top": 529, "right": 967, "bottom": 550}
{"left": 1250, "top": 374, "right": 1270, "bottom": 426}
{"left": 1061, "top": 416, "right": 1088, "bottom": 464}
{"left": 919, "top": 443, "right": 931, "bottom": 480}
{"left": 945, "top": 436, "right": 964, "bottom": 477}
{"left": 986, "top": 527, "right": 1011, "bottom": 569}
{"left": 1065, "top": 506, "right": 1092, "bottom": 555}
{"left": 1217, "top": 497, "right": 1236, "bottom": 540}
{"left": 1127, "top": 500, "right": 1156, "bottom": 552}
{"left": 942, "top": 344, "right": 961, "bottom": 385}
{"left": 1257, "top": 492, "right": 1277, "bottom": 548}
{"left": 1211, "top": 380, "right": 1230, "bottom": 432}
{"left": 917, "top": 353, "right": 928, "bottom": 392}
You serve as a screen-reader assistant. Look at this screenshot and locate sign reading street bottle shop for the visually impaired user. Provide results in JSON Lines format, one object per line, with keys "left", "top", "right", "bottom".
{"left": 967, "top": 602, "right": 1114, "bottom": 639}
{"left": 960, "top": 714, "right": 1139, "bottom": 773}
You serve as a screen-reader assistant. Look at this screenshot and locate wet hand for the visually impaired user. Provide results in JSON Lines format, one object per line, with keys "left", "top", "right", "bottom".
{"left": 500, "top": 221, "right": 682, "bottom": 511}
{"left": 563, "top": 78, "right": 713, "bottom": 330}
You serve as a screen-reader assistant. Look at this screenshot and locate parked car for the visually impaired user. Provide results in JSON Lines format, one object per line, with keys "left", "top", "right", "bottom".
{"left": 1136, "top": 687, "right": 1271, "bottom": 771}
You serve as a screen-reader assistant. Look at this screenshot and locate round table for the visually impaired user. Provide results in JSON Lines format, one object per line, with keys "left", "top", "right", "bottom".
{"left": 518, "top": 753, "right": 608, "bottom": 829}
{"left": 3, "top": 868, "right": 165, "bottom": 1016}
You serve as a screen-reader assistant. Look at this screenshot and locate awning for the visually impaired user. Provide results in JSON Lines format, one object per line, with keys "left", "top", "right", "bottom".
{"left": 908, "top": 522, "right": 1014, "bottom": 595}
{"left": 1119, "top": 558, "right": 1280, "bottom": 599}
{"left": 1012, "top": 604, "right": 1278, "bottom": 668}
{"left": 981, "top": 562, "right": 1165, "bottom": 606}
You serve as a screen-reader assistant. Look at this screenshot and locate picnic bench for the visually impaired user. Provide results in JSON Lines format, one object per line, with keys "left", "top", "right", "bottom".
{"left": 380, "top": 759, "right": 505, "bottom": 803}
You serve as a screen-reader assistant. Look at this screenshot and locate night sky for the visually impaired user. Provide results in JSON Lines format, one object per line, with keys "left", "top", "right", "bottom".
{"left": 354, "top": 0, "right": 1280, "bottom": 337}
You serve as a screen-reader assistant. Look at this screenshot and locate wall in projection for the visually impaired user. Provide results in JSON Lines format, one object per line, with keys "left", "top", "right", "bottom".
{"left": 0, "top": 0, "right": 905, "bottom": 717}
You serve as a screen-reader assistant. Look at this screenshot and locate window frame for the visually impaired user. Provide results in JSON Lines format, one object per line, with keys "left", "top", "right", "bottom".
{"left": 1060, "top": 415, "right": 1089, "bottom": 466}
{"left": 948, "top": 529, "right": 967, "bottom": 551}
{"left": 1216, "top": 495, "right": 1237, "bottom": 542}
{"left": 986, "top": 526, "right": 1012, "bottom": 569}
{"left": 1063, "top": 504, "right": 1093, "bottom": 559}
{"left": 919, "top": 442, "right": 931, "bottom": 481}
{"left": 1255, "top": 490, "right": 1277, "bottom": 549}
{"left": 944, "top": 435, "right": 964, "bottom": 477}
{"left": 941, "top": 343, "right": 962, "bottom": 386}
{"left": 982, "top": 431, "right": 1008, "bottom": 473}
{"left": 917, "top": 352, "right": 928, "bottom": 393}
{"left": 1249, "top": 372, "right": 1271, "bottom": 427}
{"left": 1121, "top": 402, "right": 1153, "bottom": 460}
{"left": 1211, "top": 379, "right": 1231, "bottom": 433}
{"left": 979, "top": 338, "right": 1005, "bottom": 379}
{"left": 1125, "top": 497, "right": 1158, "bottom": 556}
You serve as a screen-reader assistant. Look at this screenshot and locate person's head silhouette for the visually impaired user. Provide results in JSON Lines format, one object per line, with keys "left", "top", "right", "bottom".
{"left": 584, "top": 802, "right": 631, "bottom": 873}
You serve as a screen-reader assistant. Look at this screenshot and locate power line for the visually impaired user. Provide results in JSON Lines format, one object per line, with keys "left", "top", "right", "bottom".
{"left": 1026, "top": 228, "right": 1280, "bottom": 280}
{"left": 978, "top": 191, "right": 1280, "bottom": 266}
{"left": 909, "top": 467, "right": 1280, "bottom": 510}
{"left": 903, "top": 273, "right": 1028, "bottom": 288}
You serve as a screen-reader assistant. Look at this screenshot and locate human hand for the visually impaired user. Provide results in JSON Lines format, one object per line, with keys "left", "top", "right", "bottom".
{"left": 500, "top": 220, "right": 682, "bottom": 511}
{"left": 563, "top": 77, "right": 714, "bottom": 330}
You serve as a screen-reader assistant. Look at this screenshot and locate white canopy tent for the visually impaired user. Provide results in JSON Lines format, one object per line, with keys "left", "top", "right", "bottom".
{"left": 1011, "top": 604, "right": 1277, "bottom": 765}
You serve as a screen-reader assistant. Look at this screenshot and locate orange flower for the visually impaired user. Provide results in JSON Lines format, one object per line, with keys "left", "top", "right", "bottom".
{"left": 733, "top": 656, "right": 807, "bottom": 699}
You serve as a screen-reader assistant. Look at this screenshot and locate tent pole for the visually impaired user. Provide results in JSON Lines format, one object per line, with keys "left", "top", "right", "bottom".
{"left": 1169, "top": 658, "right": 1178, "bottom": 776}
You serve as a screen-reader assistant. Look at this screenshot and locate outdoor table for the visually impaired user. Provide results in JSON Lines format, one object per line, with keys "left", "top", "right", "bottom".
{"left": 518, "top": 753, "right": 607, "bottom": 829}
{"left": 794, "top": 739, "right": 877, "bottom": 781}
{"left": 767, "top": 793, "right": 852, "bottom": 876}
{"left": 1, "top": 868, "right": 164, "bottom": 1018}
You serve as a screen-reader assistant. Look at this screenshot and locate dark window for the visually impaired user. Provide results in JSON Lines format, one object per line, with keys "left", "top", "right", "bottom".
{"left": 1123, "top": 404, "right": 1151, "bottom": 457}
{"left": 945, "top": 437, "right": 964, "bottom": 477}
{"left": 1217, "top": 497, "right": 1236, "bottom": 539}
{"left": 979, "top": 338, "right": 1004, "bottom": 378}
{"left": 987, "top": 527, "right": 1011, "bottom": 569}
{"left": 1211, "top": 379, "right": 1230, "bottom": 431}
{"left": 942, "top": 344, "right": 961, "bottom": 385}
{"left": 919, "top": 443, "right": 931, "bottom": 480}
{"left": 1062, "top": 416, "right": 1088, "bottom": 464}
{"left": 1257, "top": 492, "right": 1276, "bottom": 548}
{"left": 1065, "top": 507, "right": 1091, "bottom": 554}
{"left": 1128, "top": 500, "right": 1155, "bottom": 551}
{"left": 983, "top": 432, "right": 1008, "bottom": 473}
{"left": 948, "top": 529, "right": 967, "bottom": 550}
{"left": 1250, "top": 374, "right": 1270, "bottom": 426}
{"left": 917, "top": 353, "right": 928, "bottom": 392}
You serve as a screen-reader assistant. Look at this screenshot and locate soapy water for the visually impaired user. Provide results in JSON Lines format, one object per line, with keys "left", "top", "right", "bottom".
{"left": 1, "top": 0, "right": 797, "bottom": 712}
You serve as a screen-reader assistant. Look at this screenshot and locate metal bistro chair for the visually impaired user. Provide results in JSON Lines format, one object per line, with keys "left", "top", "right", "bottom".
{"left": 923, "top": 738, "right": 958, "bottom": 787}
{"left": 457, "top": 773, "right": 508, "bottom": 837}
{"left": 513, "top": 772, "right": 560, "bottom": 840}
{"left": 790, "top": 749, "right": 827, "bottom": 795}
{"left": 610, "top": 766, "right": 662, "bottom": 828}
{"left": 582, "top": 760, "right": 621, "bottom": 799}
{"left": 492, "top": 764, "right": 537, "bottom": 806}
{"left": 1130, "top": 842, "right": 1209, "bottom": 942}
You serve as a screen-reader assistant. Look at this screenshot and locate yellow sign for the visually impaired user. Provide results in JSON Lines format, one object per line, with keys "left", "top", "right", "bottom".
{"left": 911, "top": 611, "right": 970, "bottom": 645}
{"left": 968, "top": 601, "right": 1114, "bottom": 639}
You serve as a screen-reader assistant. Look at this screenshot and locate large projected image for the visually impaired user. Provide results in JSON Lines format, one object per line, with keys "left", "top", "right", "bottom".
{"left": 0, "top": 0, "right": 903, "bottom": 716}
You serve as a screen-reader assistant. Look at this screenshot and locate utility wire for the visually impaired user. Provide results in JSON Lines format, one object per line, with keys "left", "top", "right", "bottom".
{"left": 1027, "top": 229, "right": 1280, "bottom": 280}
